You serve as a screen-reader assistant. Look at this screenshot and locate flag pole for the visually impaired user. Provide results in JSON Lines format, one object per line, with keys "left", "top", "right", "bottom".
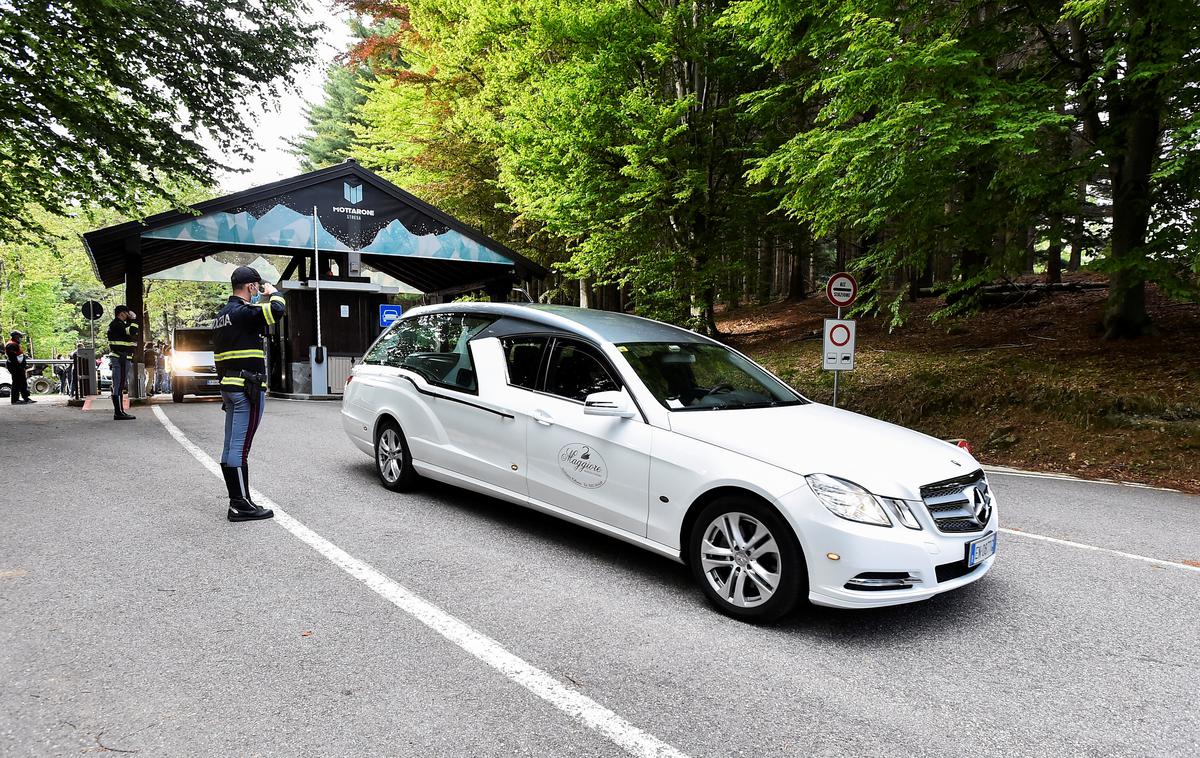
{"left": 313, "top": 205, "right": 323, "bottom": 348}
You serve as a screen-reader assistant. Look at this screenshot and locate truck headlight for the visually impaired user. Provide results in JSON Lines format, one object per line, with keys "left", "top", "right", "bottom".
{"left": 805, "top": 474, "right": 892, "bottom": 527}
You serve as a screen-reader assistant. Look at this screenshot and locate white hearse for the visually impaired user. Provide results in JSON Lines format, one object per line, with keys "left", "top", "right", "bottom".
{"left": 342, "top": 303, "right": 997, "bottom": 620}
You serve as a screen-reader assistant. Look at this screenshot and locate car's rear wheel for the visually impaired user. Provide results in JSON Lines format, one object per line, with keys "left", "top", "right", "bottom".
{"left": 375, "top": 419, "right": 418, "bottom": 492}
{"left": 172, "top": 388, "right": 184, "bottom": 403}
{"left": 688, "top": 496, "right": 806, "bottom": 622}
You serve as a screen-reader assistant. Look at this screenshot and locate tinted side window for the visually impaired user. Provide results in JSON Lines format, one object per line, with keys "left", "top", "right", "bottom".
{"left": 545, "top": 340, "right": 619, "bottom": 402}
{"left": 502, "top": 336, "right": 547, "bottom": 390}
{"left": 364, "top": 313, "right": 493, "bottom": 392}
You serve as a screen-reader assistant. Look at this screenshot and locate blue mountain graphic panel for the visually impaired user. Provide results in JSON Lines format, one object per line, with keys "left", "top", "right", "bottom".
{"left": 141, "top": 174, "right": 512, "bottom": 264}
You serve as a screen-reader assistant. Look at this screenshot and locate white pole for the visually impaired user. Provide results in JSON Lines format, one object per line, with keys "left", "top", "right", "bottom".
{"left": 313, "top": 205, "right": 323, "bottom": 348}
{"left": 832, "top": 305, "right": 841, "bottom": 407}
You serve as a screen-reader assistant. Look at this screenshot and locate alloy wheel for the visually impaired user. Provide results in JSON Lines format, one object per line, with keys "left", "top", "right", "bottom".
{"left": 377, "top": 428, "right": 403, "bottom": 484}
{"left": 698, "top": 512, "right": 782, "bottom": 608}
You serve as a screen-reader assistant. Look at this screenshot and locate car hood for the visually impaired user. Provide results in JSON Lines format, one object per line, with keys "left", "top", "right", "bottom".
{"left": 665, "top": 402, "right": 977, "bottom": 500}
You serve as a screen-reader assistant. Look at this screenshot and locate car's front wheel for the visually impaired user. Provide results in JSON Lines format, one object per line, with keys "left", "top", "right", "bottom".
{"left": 688, "top": 496, "right": 806, "bottom": 622}
{"left": 375, "top": 419, "right": 418, "bottom": 492}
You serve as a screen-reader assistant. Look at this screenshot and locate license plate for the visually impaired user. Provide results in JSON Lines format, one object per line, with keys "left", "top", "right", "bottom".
{"left": 205, "top": 379, "right": 220, "bottom": 385}
{"left": 967, "top": 532, "right": 997, "bottom": 567}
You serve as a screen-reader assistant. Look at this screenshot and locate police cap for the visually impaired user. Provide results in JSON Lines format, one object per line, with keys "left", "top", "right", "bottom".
{"left": 231, "top": 266, "right": 262, "bottom": 286}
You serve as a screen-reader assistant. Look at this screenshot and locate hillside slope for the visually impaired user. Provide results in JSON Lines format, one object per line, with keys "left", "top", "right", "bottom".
{"left": 721, "top": 276, "right": 1200, "bottom": 493}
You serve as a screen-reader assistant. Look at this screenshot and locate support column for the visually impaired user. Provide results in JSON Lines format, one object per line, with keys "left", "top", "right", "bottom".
{"left": 124, "top": 237, "right": 145, "bottom": 400}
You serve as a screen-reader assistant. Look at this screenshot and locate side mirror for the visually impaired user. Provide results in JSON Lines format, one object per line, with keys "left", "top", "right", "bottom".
{"left": 584, "top": 390, "right": 636, "bottom": 419}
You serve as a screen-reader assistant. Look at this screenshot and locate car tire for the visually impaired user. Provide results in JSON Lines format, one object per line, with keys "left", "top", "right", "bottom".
{"left": 0, "top": 383, "right": 9, "bottom": 397}
{"left": 375, "top": 419, "right": 418, "bottom": 492}
{"left": 172, "top": 388, "right": 184, "bottom": 403}
{"left": 688, "top": 496, "right": 807, "bottom": 623}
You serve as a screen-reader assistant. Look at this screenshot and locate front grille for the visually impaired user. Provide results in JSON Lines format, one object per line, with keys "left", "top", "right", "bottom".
{"left": 919, "top": 469, "right": 992, "bottom": 534}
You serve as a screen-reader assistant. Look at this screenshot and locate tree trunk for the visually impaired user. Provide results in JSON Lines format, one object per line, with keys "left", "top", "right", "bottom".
{"left": 1102, "top": 5, "right": 1160, "bottom": 338}
{"left": 786, "top": 227, "right": 810, "bottom": 301}
{"left": 755, "top": 235, "right": 771, "bottom": 305}
{"left": 579, "top": 278, "right": 591, "bottom": 309}
{"left": 1046, "top": 215, "right": 1063, "bottom": 285}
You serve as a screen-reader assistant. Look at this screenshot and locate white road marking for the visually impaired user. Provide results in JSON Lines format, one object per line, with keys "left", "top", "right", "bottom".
{"left": 985, "top": 465, "right": 1183, "bottom": 493}
{"left": 999, "top": 528, "right": 1200, "bottom": 574}
{"left": 151, "top": 406, "right": 688, "bottom": 758}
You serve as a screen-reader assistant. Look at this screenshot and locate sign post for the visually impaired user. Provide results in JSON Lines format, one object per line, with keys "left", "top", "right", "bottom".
{"left": 823, "top": 273, "right": 858, "bottom": 407}
{"left": 81, "top": 300, "right": 104, "bottom": 397}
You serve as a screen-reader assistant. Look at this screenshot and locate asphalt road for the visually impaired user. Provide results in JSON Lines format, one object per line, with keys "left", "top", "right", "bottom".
{"left": 1, "top": 396, "right": 1197, "bottom": 757}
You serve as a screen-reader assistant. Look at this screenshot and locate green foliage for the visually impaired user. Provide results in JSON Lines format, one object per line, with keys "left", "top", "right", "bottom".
{"left": 325, "top": 0, "right": 1197, "bottom": 335}
{"left": 290, "top": 63, "right": 372, "bottom": 172}
{"left": 0, "top": 0, "right": 321, "bottom": 241}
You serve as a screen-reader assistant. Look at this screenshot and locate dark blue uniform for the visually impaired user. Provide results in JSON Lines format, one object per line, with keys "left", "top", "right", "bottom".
{"left": 106, "top": 316, "right": 138, "bottom": 416}
{"left": 212, "top": 293, "right": 286, "bottom": 469}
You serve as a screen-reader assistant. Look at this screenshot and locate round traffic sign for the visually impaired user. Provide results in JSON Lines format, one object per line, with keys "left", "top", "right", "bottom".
{"left": 829, "top": 324, "right": 851, "bottom": 347}
{"left": 81, "top": 300, "right": 104, "bottom": 320}
{"left": 826, "top": 273, "right": 858, "bottom": 308}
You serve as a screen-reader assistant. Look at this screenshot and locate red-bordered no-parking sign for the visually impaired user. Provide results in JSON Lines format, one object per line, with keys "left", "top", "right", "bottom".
{"left": 826, "top": 272, "right": 858, "bottom": 308}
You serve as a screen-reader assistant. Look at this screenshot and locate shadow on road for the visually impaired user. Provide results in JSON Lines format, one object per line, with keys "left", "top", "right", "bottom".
{"left": 340, "top": 459, "right": 1002, "bottom": 637}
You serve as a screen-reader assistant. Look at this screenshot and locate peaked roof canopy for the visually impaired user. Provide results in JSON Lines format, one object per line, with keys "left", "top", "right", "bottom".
{"left": 83, "top": 160, "right": 547, "bottom": 292}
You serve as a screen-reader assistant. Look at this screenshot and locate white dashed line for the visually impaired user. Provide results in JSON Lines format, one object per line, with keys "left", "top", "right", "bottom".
{"left": 152, "top": 405, "right": 689, "bottom": 758}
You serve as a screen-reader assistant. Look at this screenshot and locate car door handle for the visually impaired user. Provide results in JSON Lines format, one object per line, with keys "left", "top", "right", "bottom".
{"left": 533, "top": 409, "right": 555, "bottom": 426}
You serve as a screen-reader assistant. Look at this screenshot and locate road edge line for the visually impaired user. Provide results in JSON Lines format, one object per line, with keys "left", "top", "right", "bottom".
{"left": 150, "top": 405, "right": 689, "bottom": 758}
{"left": 998, "top": 528, "right": 1200, "bottom": 574}
{"left": 984, "top": 466, "right": 1183, "bottom": 493}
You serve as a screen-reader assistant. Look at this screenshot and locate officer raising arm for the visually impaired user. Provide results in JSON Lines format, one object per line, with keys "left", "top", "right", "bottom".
{"left": 106, "top": 306, "right": 138, "bottom": 420}
{"left": 213, "top": 266, "right": 286, "bottom": 522}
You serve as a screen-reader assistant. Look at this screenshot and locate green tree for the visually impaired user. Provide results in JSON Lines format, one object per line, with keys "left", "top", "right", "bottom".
{"left": 0, "top": 0, "right": 321, "bottom": 241}
{"left": 290, "top": 60, "right": 373, "bottom": 172}
{"left": 726, "top": 0, "right": 1200, "bottom": 335}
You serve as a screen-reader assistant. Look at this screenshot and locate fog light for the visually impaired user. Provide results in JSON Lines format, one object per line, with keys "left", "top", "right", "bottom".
{"left": 826, "top": 553, "right": 840, "bottom": 561}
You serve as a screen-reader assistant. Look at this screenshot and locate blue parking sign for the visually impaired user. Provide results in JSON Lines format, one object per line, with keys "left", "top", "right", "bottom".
{"left": 379, "top": 304, "right": 403, "bottom": 328}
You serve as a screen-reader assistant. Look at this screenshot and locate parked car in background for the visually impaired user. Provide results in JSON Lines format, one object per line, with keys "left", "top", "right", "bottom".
{"left": 98, "top": 355, "right": 112, "bottom": 391}
{"left": 0, "top": 365, "right": 10, "bottom": 397}
{"left": 341, "top": 303, "right": 998, "bottom": 622}
{"left": 170, "top": 327, "right": 220, "bottom": 402}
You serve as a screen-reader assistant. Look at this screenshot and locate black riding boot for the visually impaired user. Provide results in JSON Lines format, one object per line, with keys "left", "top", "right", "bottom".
{"left": 112, "top": 393, "right": 134, "bottom": 420}
{"left": 222, "top": 465, "right": 272, "bottom": 522}
{"left": 238, "top": 464, "right": 273, "bottom": 517}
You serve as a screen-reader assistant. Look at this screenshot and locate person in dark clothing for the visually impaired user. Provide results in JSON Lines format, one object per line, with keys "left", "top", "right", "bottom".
{"left": 68, "top": 342, "right": 83, "bottom": 396}
{"left": 5, "top": 330, "right": 34, "bottom": 404}
{"left": 214, "top": 266, "right": 286, "bottom": 522}
{"left": 54, "top": 354, "right": 68, "bottom": 394}
{"left": 106, "top": 305, "right": 138, "bottom": 420}
{"left": 143, "top": 341, "right": 158, "bottom": 397}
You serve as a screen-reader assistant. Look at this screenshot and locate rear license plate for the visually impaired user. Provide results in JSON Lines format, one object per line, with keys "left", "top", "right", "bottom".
{"left": 967, "top": 533, "right": 997, "bottom": 567}
{"left": 205, "top": 379, "right": 220, "bottom": 385}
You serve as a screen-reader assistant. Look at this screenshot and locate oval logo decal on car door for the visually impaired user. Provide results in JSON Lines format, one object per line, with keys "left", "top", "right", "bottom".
{"left": 558, "top": 444, "right": 608, "bottom": 489}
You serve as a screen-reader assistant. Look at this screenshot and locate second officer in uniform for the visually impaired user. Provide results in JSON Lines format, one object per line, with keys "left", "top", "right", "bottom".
{"left": 213, "top": 266, "right": 286, "bottom": 522}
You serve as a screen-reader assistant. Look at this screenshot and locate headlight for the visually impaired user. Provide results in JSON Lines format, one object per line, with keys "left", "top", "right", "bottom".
{"left": 172, "top": 357, "right": 193, "bottom": 370}
{"left": 805, "top": 474, "right": 892, "bottom": 527}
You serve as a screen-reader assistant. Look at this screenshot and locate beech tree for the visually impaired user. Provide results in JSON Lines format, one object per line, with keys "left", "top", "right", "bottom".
{"left": 0, "top": 0, "right": 321, "bottom": 240}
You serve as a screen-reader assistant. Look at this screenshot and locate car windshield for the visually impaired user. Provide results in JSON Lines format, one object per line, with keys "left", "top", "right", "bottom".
{"left": 174, "top": 330, "right": 213, "bottom": 351}
{"left": 617, "top": 342, "right": 805, "bottom": 411}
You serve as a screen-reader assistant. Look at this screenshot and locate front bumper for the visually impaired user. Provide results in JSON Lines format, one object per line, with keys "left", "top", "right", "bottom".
{"left": 778, "top": 483, "right": 999, "bottom": 609}
{"left": 173, "top": 372, "right": 221, "bottom": 396}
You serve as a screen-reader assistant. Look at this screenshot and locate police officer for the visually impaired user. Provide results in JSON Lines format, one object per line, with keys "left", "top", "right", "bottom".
{"left": 5, "top": 330, "right": 34, "bottom": 404}
{"left": 214, "top": 266, "right": 286, "bottom": 522}
{"left": 105, "top": 306, "right": 138, "bottom": 420}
